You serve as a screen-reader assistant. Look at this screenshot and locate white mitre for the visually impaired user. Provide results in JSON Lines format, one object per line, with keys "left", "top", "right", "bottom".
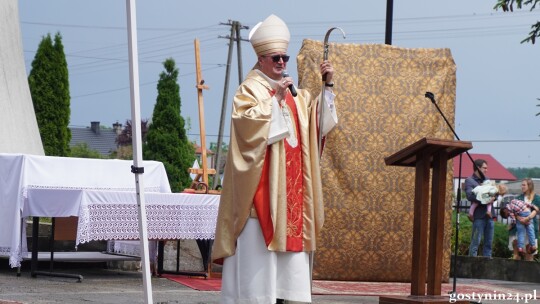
{"left": 249, "top": 14, "right": 290, "bottom": 56}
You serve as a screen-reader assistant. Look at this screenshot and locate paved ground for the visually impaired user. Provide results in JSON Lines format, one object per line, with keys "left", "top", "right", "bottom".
{"left": 0, "top": 262, "right": 373, "bottom": 304}
{"left": 0, "top": 261, "right": 539, "bottom": 304}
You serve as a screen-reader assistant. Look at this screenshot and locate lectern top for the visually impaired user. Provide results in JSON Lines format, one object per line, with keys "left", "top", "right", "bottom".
{"left": 384, "top": 137, "right": 472, "bottom": 167}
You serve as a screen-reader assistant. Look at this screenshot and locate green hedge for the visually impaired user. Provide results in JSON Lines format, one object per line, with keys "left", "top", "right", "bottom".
{"left": 450, "top": 212, "right": 512, "bottom": 258}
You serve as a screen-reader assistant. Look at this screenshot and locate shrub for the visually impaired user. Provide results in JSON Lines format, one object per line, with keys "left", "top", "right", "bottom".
{"left": 450, "top": 212, "right": 512, "bottom": 258}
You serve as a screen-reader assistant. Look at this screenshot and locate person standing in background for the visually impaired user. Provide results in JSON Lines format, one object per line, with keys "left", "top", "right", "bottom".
{"left": 508, "top": 178, "right": 540, "bottom": 261}
{"left": 465, "top": 159, "right": 495, "bottom": 257}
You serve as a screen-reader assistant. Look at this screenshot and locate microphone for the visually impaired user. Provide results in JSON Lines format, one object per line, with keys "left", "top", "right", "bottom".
{"left": 424, "top": 91, "right": 435, "bottom": 104}
{"left": 281, "top": 70, "right": 297, "bottom": 97}
{"left": 424, "top": 91, "right": 458, "bottom": 140}
{"left": 424, "top": 91, "right": 485, "bottom": 180}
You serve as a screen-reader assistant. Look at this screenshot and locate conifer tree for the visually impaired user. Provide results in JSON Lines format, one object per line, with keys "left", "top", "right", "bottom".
{"left": 28, "top": 32, "right": 71, "bottom": 156}
{"left": 144, "top": 58, "right": 195, "bottom": 192}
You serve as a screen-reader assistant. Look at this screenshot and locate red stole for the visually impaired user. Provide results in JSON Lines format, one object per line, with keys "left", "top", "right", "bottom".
{"left": 253, "top": 91, "right": 304, "bottom": 251}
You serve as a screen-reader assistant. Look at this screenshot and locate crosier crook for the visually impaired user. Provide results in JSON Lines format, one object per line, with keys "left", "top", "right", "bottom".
{"left": 318, "top": 27, "right": 346, "bottom": 157}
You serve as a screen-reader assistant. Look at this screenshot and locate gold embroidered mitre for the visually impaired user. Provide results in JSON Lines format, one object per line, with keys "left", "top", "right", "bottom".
{"left": 249, "top": 14, "right": 290, "bottom": 56}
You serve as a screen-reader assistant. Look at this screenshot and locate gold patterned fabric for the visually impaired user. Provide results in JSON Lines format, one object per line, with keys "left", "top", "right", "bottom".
{"left": 297, "top": 40, "right": 456, "bottom": 282}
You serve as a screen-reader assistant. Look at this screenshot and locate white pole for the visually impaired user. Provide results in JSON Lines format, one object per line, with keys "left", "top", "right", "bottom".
{"left": 125, "top": 1, "right": 153, "bottom": 303}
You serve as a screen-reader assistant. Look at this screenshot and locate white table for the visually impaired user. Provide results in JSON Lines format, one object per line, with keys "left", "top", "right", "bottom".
{"left": 23, "top": 189, "right": 220, "bottom": 246}
{"left": 0, "top": 153, "right": 171, "bottom": 268}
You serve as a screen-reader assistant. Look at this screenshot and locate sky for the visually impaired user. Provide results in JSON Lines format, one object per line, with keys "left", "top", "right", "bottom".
{"left": 17, "top": 0, "right": 540, "bottom": 168}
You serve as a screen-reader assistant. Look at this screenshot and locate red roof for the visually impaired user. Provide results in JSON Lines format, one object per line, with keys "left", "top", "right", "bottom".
{"left": 452, "top": 153, "right": 516, "bottom": 181}
{"left": 192, "top": 143, "right": 214, "bottom": 155}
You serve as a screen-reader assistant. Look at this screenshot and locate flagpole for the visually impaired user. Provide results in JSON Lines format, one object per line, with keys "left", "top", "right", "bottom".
{"left": 126, "top": 1, "right": 153, "bottom": 303}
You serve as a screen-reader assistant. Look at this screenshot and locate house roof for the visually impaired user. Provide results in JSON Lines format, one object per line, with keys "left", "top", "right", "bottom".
{"left": 452, "top": 153, "right": 517, "bottom": 181}
{"left": 193, "top": 143, "right": 214, "bottom": 155}
{"left": 70, "top": 124, "right": 118, "bottom": 156}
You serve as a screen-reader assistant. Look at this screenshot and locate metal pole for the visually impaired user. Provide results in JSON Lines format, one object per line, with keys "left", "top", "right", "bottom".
{"left": 126, "top": 1, "right": 153, "bottom": 303}
{"left": 235, "top": 21, "right": 244, "bottom": 82}
{"left": 313, "top": 27, "right": 346, "bottom": 294}
{"left": 385, "top": 0, "right": 394, "bottom": 45}
{"left": 451, "top": 154, "right": 463, "bottom": 295}
{"left": 213, "top": 22, "right": 235, "bottom": 188}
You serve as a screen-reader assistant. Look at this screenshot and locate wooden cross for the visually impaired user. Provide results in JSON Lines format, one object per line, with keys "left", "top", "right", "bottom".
{"left": 187, "top": 38, "right": 216, "bottom": 193}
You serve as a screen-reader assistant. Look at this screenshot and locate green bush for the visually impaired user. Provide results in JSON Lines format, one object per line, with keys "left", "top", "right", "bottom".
{"left": 450, "top": 212, "right": 512, "bottom": 258}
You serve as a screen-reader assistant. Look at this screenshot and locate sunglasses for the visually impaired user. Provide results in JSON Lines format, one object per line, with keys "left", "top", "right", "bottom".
{"left": 265, "top": 54, "right": 290, "bottom": 63}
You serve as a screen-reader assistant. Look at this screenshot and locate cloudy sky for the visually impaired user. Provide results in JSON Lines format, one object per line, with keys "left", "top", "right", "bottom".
{"left": 17, "top": 0, "right": 540, "bottom": 168}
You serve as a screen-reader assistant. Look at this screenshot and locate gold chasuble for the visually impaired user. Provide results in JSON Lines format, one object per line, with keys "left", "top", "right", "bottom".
{"left": 254, "top": 91, "right": 304, "bottom": 251}
{"left": 212, "top": 69, "right": 325, "bottom": 261}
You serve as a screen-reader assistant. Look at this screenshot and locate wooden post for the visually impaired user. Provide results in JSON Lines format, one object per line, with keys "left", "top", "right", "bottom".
{"left": 194, "top": 39, "right": 210, "bottom": 186}
{"left": 188, "top": 39, "right": 216, "bottom": 192}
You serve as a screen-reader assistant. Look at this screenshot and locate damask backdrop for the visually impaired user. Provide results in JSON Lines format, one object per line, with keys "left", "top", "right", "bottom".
{"left": 297, "top": 40, "right": 456, "bottom": 282}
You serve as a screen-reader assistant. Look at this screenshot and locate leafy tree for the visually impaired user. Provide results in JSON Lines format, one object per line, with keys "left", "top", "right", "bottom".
{"left": 494, "top": 0, "right": 540, "bottom": 44}
{"left": 494, "top": 2, "right": 540, "bottom": 131}
{"left": 28, "top": 32, "right": 71, "bottom": 156}
{"left": 508, "top": 167, "right": 540, "bottom": 178}
{"left": 113, "top": 119, "right": 149, "bottom": 160}
{"left": 69, "top": 143, "right": 103, "bottom": 159}
{"left": 143, "top": 58, "right": 195, "bottom": 192}
{"left": 116, "top": 119, "right": 149, "bottom": 146}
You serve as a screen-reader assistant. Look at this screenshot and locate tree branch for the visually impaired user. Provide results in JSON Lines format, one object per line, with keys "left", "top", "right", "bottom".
{"left": 494, "top": 0, "right": 540, "bottom": 44}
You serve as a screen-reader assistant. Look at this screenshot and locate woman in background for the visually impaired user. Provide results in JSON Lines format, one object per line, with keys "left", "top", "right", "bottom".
{"left": 508, "top": 178, "right": 540, "bottom": 260}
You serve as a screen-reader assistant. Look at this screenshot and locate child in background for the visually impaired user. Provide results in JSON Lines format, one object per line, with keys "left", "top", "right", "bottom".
{"left": 500, "top": 198, "right": 539, "bottom": 255}
{"left": 468, "top": 181, "right": 507, "bottom": 221}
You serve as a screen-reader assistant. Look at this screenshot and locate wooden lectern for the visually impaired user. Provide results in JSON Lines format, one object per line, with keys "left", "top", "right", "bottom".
{"left": 379, "top": 138, "right": 472, "bottom": 304}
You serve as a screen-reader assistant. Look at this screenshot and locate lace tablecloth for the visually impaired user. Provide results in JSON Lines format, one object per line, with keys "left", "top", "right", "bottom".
{"left": 76, "top": 190, "right": 219, "bottom": 245}
{"left": 22, "top": 188, "right": 219, "bottom": 247}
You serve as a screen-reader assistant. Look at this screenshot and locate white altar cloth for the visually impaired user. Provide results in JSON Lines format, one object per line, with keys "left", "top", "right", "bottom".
{"left": 23, "top": 189, "right": 219, "bottom": 246}
{"left": 0, "top": 153, "right": 171, "bottom": 267}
